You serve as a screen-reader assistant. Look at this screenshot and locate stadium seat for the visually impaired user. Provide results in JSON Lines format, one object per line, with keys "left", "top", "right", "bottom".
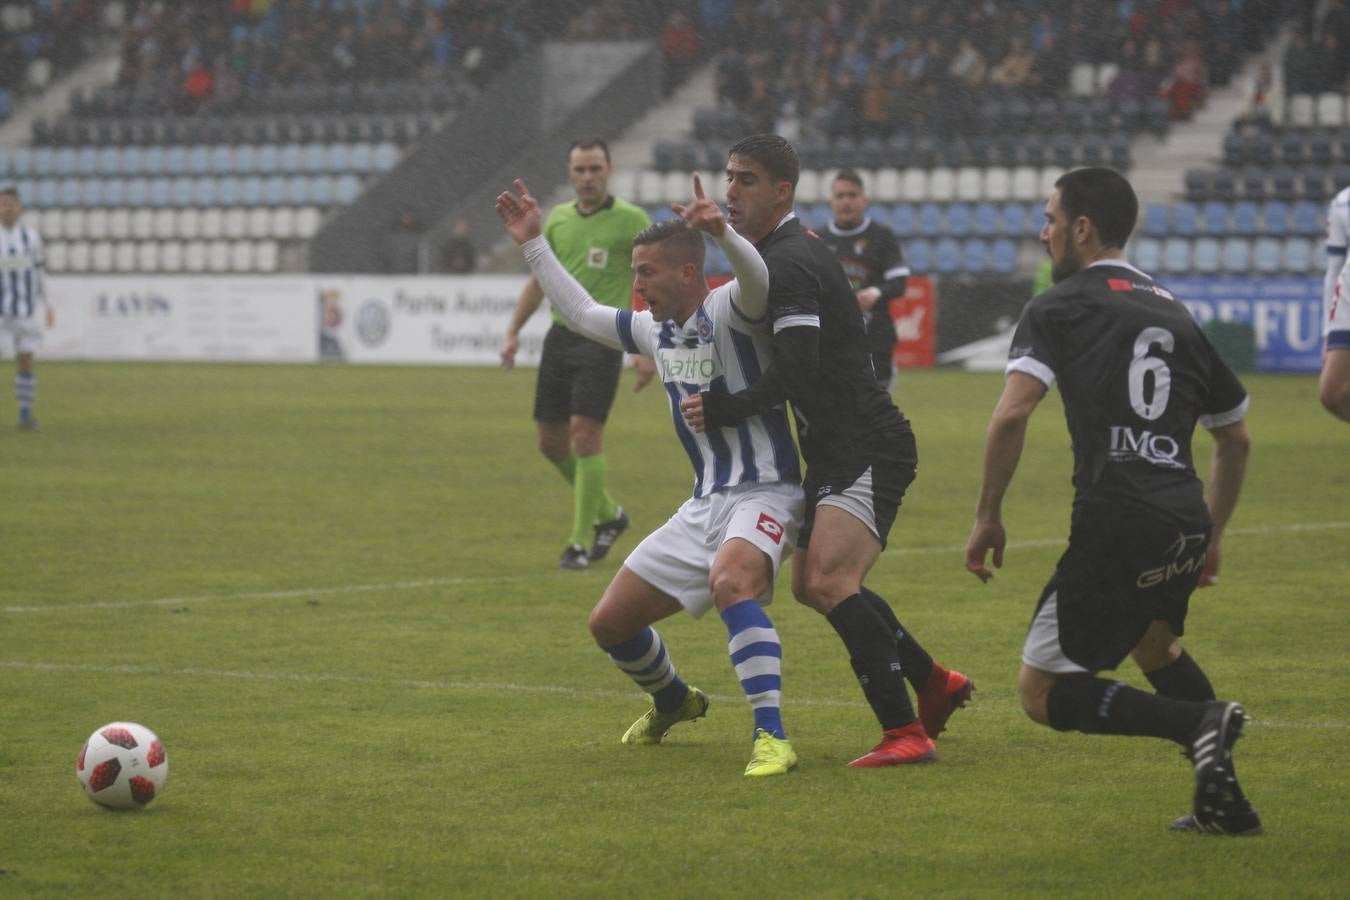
{"left": 900, "top": 167, "right": 927, "bottom": 201}
{"left": 917, "top": 202, "right": 942, "bottom": 237}
{"left": 955, "top": 167, "right": 983, "bottom": 201}
{"left": 1192, "top": 237, "right": 1221, "bottom": 274}
{"left": 946, "top": 203, "right": 973, "bottom": 237}
{"left": 1231, "top": 201, "right": 1259, "bottom": 235}
{"left": 191, "top": 177, "right": 216, "bottom": 206}
{"left": 38, "top": 208, "right": 62, "bottom": 239}
{"left": 210, "top": 145, "right": 233, "bottom": 175}
{"left": 1161, "top": 237, "right": 1191, "bottom": 274}
{"left": 134, "top": 145, "right": 158, "bottom": 176}
{"left": 85, "top": 208, "right": 109, "bottom": 240}
{"left": 906, "top": 239, "right": 931, "bottom": 273}
{"left": 927, "top": 168, "right": 955, "bottom": 201}
{"left": 873, "top": 167, "right": 902, "bottom": 202}
{"left": 334, "top": 175, "right": 361, "bottom": 205}
{"left": 1288, "top": 93, "right": 1315, "bottom": 126}
{"left": 1317, "top": 92, "right": 1346, "bottom": 126}
{"left": 135, "top": 240, "right": 160, "bottom": 272}
{"left": 254, "top": 240, "right": 279, "bottom": 273}
{"left": 1171, "top": 202, "right": 1198, "bottom": 236}
{"left": 1252, "top": 237, "right": 1281, "bottom": 273}
{"left": 148, "top": 178, "right": 172, "bottom": 207}
{"left": 1143, "top": 204, "right": 1170, "bottom": 237}
{"left": 229, "top": 240, "right": 254, "bottom": 272}
{"left": 1070, "top": 62, "right": 1096, "bottom": 96}
{"left": 199, "top": 208, "right": 224, "bottom": 239}
{"left": 61, "top": 208, "right": 85, "bottom": 240}
{"left": 183, "top": 240, "right": 207, "bottom": 272}
{"left": 91, "top": 241, "right": 114, "bottom": 272}
{"left": 175, "top": 208, "right": 201, "bottom": 239}
{"left": 991, "top": 238, "right": 1018, "bottom": 273}
{"left": 795, "top": 169, "right": 821, "bottom": 204}
{"left": 222, "top": 207, "right": 247, "bottom": 239}
{"left": 934, "top": 238, "right": 961, "bottom": 274}
{"left": 159, "top": 241, "right": 183, "bottom": 273}
{"left": 1291, "top": 201, "right": 1321, "bottom": 235}
{"left": 890, "top": 203, "right": 916, "bottom": 238}
{"left": 1283, "top": 236, "right": 1314, "bottom": 273}
{"left": 1184, "top": 169, "right": 1214, "bottom": 203}
{"left": 1000, "top": 202, "right": 1029, "bottom": 237}
{"left": 372, "top": 142, "right": 398, "bottom": 171}
{"left": 1201, "top": 201, "right": 1229, "bottom": 234}
{"left": 207, "top": 240, "right": 230, "bottom": 273}
{"left": 347, "top": 142, "right": 373, "bottom": 173}
{"left": 1221, "top": 237, "right": 1251, "bottom": 273}
{"left": 271, "top": 207, "right": 296, "bottom": 239}
{"left": 984, "top": 166, "right": 1011, "bottom": 202}
{"left": 1038, "top": 167, "right": 1064, "bottom": 198}
{"left": 962, "top": 238, "right": 990, "bottom": 274}
{"left": 76, "top": 146, "right": 99, "bottom": 176}
{"left": 45, "top": 240, "right": 68, "bottom": 273}
{"left": 31, "top": 146, "right": 55, "bottom": 176}
{"left": 130, "top": 208, "right": 154, "bottom": 239}
{"left": 164, "top": 145, "right": 188, "bottom": 176}
{"left": 66, "top": 240, "right": 91, "bottom": 272}
{"left": 973, "top": 202, "right": 999, "bottom": 237}
{"left": 152, "top": 208, "right": 176, "bottom": 239}
{"left": 295, "top": 207, "right": 322, "bottom": 239}
{"left": 1260, "top": 201, "right": 1289, "bottom": 234}
{"left": 187, "top": 144, "right": 210, "bottom": 175}
{"left": 246, "top": 208, "right": 270, "bottom": 238}
{"left": 123, "top": 177, "right": 148, "bottom": 207}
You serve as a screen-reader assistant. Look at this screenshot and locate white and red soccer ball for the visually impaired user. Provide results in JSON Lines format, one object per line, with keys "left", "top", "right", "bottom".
{"left": 76, "top": 722, "right": 168, "bottom": 809}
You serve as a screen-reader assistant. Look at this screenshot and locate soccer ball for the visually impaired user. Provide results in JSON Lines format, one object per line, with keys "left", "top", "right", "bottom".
{"left": 76, "top": 722, "right": 169, "bottom": 809}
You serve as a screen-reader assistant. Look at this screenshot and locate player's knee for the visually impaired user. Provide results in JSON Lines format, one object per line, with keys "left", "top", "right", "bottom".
{"left": 709, "top": 567, "right": 764, "bottom": 611}
{"left": 796, "top": 567, "right": 852, "bottom": 614}
{"left": 587, "top": 605, "right": 626, "bottom": 647}
{"left": 1319, "top": 377, "right": 1350, "bottom": 421}
{"left": 1018, "top": 673, "right": 1056, "bottom": 727}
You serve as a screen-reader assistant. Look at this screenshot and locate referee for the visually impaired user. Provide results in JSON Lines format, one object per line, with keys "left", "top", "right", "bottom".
{"left": 817, "top": 169, "right": 910, "bottom": 390}
{"left": 500, "top": 139, "right": 653, "bottom": 569}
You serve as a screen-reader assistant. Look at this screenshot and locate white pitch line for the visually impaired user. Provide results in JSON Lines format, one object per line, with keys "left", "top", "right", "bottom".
{"left": 2, "top": 660, "right": 1346, "bottom": 730}
{"left": 5, "top": 520, "right": 1347, "bottom": 615}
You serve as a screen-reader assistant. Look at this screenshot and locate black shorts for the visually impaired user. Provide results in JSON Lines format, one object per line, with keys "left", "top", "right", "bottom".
{"left": 1024, "top": 498, "right": 1213, "bottom": 673}
{"left": 533, "top": 323, "right": 624, "bottom": 424}
{"left": 798, "top": 428, "right": 917, "bottom": 550}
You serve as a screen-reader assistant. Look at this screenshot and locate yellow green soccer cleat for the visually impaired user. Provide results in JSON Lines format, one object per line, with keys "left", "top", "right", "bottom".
{"left": 744, "top": 728, "right": 798, "bottom": 777}
{"left": 621, "top": 687, "right": 709, "bottom": 745}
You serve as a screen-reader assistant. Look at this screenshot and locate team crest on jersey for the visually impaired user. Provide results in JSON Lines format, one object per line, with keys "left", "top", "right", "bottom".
{"left": 854, "top": 239, "right": 867, "bottom": 255}
{"left": 755, "top": 513, "right": 784, "bottom": 544}
{"left": 696, "top": 311, "right": 714, "bottom": 342}
{"left": 587, "top": 247, "right": 608, "bottom": 269}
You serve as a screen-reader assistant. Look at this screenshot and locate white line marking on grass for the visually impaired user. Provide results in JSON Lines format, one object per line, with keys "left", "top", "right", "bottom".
{"left": 5, "top": 520, "right": 1347, "bottom": 615}
{"left": 3, "top": 660, "right": 1347, "bottom": 730}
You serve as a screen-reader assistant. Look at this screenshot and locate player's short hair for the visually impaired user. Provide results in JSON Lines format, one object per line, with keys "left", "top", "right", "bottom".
{"left": 833, "top": 169, "right": 865, "bottom": 192}
{"left": 0, "top": 185, "right": 18, "bottom": 199}
{"left": 1054, "top": 167, "right": 1138, "bottom": 249}
{"left": 569, "top": 138, "right": 611, "bottom": 163}
{"left": 632, "top": 219, "right": 706, "bottom": 266}
{"left": 728, "top": 134, "right": 799, "bottom": 191}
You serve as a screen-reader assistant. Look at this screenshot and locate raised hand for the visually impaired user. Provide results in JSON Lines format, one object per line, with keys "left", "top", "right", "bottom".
{"left": 671, "top": 172, "right": 725, "bottom": 238}
{"left": 495, "top": 179, "right": 543, "bottom": 245}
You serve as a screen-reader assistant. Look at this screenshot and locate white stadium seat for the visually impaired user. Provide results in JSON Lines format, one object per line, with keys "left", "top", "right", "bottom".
{"left": 223, "top": 207, "right": 247, "bottom": 239}
{"left": 183, "top": 240, "right": 207, "bottom": 272}
{"left": 229, "top": 240, "right": 254, "bottom": 272}
{"left": 1317, "top": 92, "right": 1346, "bottom": 126}
{"left": 794, "top": 169, "right": 821, "bottom": 204}
{"left": 254, "top": 240, "right": 279, "bottom": 272}
{"left": 900, "top": 167, "right": 928, "bottom": 202}
{"left": 114, "top": 240, "right": 137, "bottom": 272}
{"left": 1288, "top": 93, "right": 1315, "bottom": 126}
{"left": 130, "top": 208, "right": 154, "bottom": 239}
{"left": 635, "top": 169, "right": 665, "bottom": 204}
{"left": 1039, "top": 167, "right": 1065, "bottom": 196}
{"left": 200, "top": 207, "right": 225, "bottom": 239}
{"left": 207, "top": 240, "right": 230, "bottom": 272}
{"left": 873, "top": 167, "right": 902, "bottom": 202}
{"left": 984, "top": 166, "right": 1012, "bottom": 201}
{"left": 91, "top": 241, "right": 113, "bottom": 271}
{"left": 246, "top": 207, "right": 270, "bottom": 238}
{"left": 61, "top": 208, "right": 86, "bottom": 240}
{"left": 927, "top": 167, "right": 956, "bottom": 201}
{"left": 270, "top": 207, "right": 297, "bottom": 239}
{"left": 160, "top": 240, "right": 184, "bottom": 272}
{"left": 175, "top": 207, "right": 201, "bottom": 240}
{"left": 152, "top": 208, "right": 176, "bottom": 239}
{"left": 107, "top": 208, "right": 131, "bottom": 239}
{"left": 67, "top": 240, "right": 91, "bottom": 272}
{"left": 608, "top": 170, "right": 635, "bottom": 202}
{"left": 955, "top": 167, "right": 983, "bottom": 201}
{"left": 84, "top": 208, "right": 110, "bottom": 239}
{"left": 661, "top": 171, "right": 689, "bottom": 204}
{"left": 1070, "top": 63, "right": 1095, "bottom": 96}
{"left": 1011, "top": 166, "right": 1039, "bottom": 201}
{"left": 135, "top": 240, "right": 160, "bottom": 272}
{"left": 295, "top": 207, "right": 321, "bottom": 239}
{"left": 45, "top": 240, "right": 68, "bottom": 272}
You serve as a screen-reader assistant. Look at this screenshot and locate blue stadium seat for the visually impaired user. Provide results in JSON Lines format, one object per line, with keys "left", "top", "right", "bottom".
{"left": 934, "top": 238, "right": 961, "bottom": 274}
{"left": 1260, "top": 201, "right": 1289, "bottom": 234}
{"left": 1023, "top": 202, "right": 1044, "bottom": 237}
{"left": 961, "top": 238, "right": 990, "bottom": 273}
{"left": 946, "top": 203, "right": 974, "bottom": 237}
{"left": 240, "top": 176, "right": 264, "bottom": 206}
{"left": 138, "top": 145, "right": 162, "bottom": 176}
{"left": 991, "top": 238, "right": 1018, "bottom": 273}
{"left": 325, "top": 143, "right": 351, "bottom": 174}
{"left": 191, "top": 176, "right": 217, "bottom": 206}
{"left": 906, "top": 239, "right": 931, "bottom": 273}
{"left": 1201, "top": 201, "right": 1229, "bottom": 234}
{"left": 1231, "top": 201, "right": 1259, "bottom": 235}
{"left": 1171, "top": 202, "right": 1198, "bottom": 236}
{"left": 1252, "top": 237, "right": 1282, "bottom": 273}
{"left": 1161, "top": 237, "right": 1191, "bottom": 274}
{"left": 808, "top": 203, "right": 830, "bottom": 228}
{"left": 1143, "top": 204, "right": 1170, "bottom": 237}
{"left": 1221, "top": 238, "right": 1251, "bottom": 273}
{"left": 78, "top": 178, "right": 103, "bottom": 207}
{"left": 705, "top": 240, "right": 730, "bottom": 275}
{"left": 1192, "top": 237, "right": 1221, "bottom": 274}
{"left": 303, "top": 143, "right": 327, "bottom": 173}
{"left": 101, "top": 177, "right": 126, "bottom": 206}
{"left": 372, "top": 142, "right": 398, "bottom": 172}
{"left": 170, "top": 176, "right": 194, "bottom": 206}
{"left": 1292, "top": 201, "right": 1321, "bottom": 235}
{"left": 334, "top": 174, "right": 361, "bottom": 204}
{"left": 973, "top": 202, "right": 999, "bottom": 237}
{"left": 96, "top": 146, "right": 118, "bottom": 176}
{"left": 279, "top": 143, "right": 304, "bottom": 174}
{"left": 33, "top": 179, "right": 58, "bottom": 207}
{"left": 188, "top": 145, "right": 211, "bottom": 175}
{"left": 165, "top": 145, "right": 188, "bottom": 175}
{"left": 32, "top": 147, "right": 57, "bottom": 177}
{"left": 9, "top": 147, "right": 32, "bottom": 177}
{"left": 255, "top": 144, "right": 281, "bottom": 174}
{"left": 1283, "top": 236, "right": 1314, "bottom": 272}
{"left": 217, "top": 176, "right": 241, "bottom": 206}
{"left": 917, "top": 202, "right": 942, "bottom": 237}
{"left": 262, "top": 175, "right": 288, "bottom": 206}
{"left": 75, "top": 147, "right": 97, "bottom": 175}
{"left": 1000, "top": 202, "right": 1028, "bottom": 237}
{"left": 890, "top": 203, "right": 916, "bottom": 238}
{"left": 348, "top": 142, "right": 373, "bottom": 173}
{"left": 57, "top": 177, "right": 79, "bottom": 207}
{"left": 233, "top": 144, "right": 258, "bottom": 174}
{"left": 123, "top": 177, "right": 149, "bottom": 207}
{"left": 210, "top": 145, "right": 233, "bottom": 175}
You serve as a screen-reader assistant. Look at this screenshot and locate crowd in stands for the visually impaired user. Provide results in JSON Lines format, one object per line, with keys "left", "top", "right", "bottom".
{"left": 707, "top": 0, "right": 1294, "bottom": 142}
{"left": 0, "top": 0, "right": 114, "bottom": 119}
{"left": 1282, "top": 0, "right": 1350, "bottom": 96}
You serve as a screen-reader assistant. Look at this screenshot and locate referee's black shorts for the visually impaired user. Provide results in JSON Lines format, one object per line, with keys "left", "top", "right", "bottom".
{"left": 798, "top": 428, "right": 917, "bottom": 550}
{"left": 1023, "top": 497, "right": 1213, "bottom": 674}
{"left": 533, "top": 323, "right": 624, "bottom": 424}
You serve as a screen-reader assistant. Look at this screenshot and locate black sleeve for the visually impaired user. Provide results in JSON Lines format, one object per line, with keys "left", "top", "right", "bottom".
{"left": 701, "top": 326, "right": 819, "bottom": 428}
{"left": 875, "top": 231, "right": 909, "bottom": 300}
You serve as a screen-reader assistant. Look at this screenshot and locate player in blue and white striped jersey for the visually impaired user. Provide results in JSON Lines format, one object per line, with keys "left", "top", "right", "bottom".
{"left": 497, "top": 174, "right": 803, "bottom": 777}
{"left": 1321, "top": 184, "right": 1350, "bottom": 421}
{"left": 0, "top": 187, "right": 51, "bottom": 430}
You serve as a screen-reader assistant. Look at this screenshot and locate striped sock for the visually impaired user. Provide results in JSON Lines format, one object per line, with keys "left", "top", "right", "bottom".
{"left": 722, "top": 599, "right": 785, "bottom": 739}
{"left": 16, "top": 372, "right": 35, "bottom": 423}
{"left": 604, "top": 627, "right": 689, "bottom": 713}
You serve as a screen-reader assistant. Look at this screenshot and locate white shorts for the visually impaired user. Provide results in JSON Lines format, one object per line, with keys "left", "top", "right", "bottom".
{"left": 623, "top": 480, "right": 804, "bottom": 619}
{"left": 1021, "top": 591, "right": 1091, "bottom": 675}
{"left": 0, "top": 316, "right": 42, "bottom": 354}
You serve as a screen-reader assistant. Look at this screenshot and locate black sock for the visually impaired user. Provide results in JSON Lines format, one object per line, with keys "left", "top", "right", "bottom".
{"left": 826, "top": 593, "right": 916, "bottom": 730}
{"left": 1046, "top": 676, "right": 1206, "bottom": 744}
{"left": 1145, "top": 651, "right": 1215, "bottom": 702}
{"left": 860, "top": 586, "right": 933, "bottom": 690}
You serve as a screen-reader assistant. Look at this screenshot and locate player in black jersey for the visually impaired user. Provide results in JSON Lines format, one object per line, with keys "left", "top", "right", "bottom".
{"left": 680, "top": 134, "right": 972, "bottom": 768}
{"left": 965, "top": 167, "right": 1261, "bottom": 835}
{"left": 817, "top": 169, "right": 910, "bottom": 390}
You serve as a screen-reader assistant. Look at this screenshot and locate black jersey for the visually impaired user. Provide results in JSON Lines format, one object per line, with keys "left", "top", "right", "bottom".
{"left": 1007, "top": 260, "right": 1248, "bottom": 511}
{"left": 817, "top": 217, "right": 910, "bottom": 364}
{"left": 758, "top": 216, "right": 908, "bottom": 464}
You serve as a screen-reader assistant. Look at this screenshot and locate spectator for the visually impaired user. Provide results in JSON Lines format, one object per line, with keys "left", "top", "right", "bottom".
{"left": 659, "top": 11, "right": 700, "bottom": 96}
{"left": 989, "top": 35, "right": 1035, "bottom": 90}
{"left": 442, "top": 218, "right": 476, "bottom": 275}
{"left": 383, "top": 207, "right": 424, "bottom": 275}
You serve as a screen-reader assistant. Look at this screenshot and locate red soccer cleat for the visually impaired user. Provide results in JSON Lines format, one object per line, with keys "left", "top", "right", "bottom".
{"left": 847, "top": 721, "right": 937, "bottom": 768}
{"left": 917, "top": 666, "right": 974, "bottom": 740}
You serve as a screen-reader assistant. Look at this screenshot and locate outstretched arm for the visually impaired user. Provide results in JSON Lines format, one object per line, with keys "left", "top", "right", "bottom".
{"left": 496, "top": 179, "right": 627, "bottom": 352}
{"left": 965, "top": 372, "right": 1046, "bottom": 582}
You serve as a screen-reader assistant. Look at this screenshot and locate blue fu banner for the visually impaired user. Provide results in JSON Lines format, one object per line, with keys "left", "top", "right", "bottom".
{"left": 1167, "top": 277, "right": 1322, "bottom": 373}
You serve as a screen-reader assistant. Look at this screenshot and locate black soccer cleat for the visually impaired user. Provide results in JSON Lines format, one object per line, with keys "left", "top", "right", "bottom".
{"left": 588, "top": 507, "right": 630, "bottom": 563}
{"left": 558, "top": 544, "right": 590, "bottom": 570}
{"left": 1178, "top": 700, "right": 1263, "bottom": 836}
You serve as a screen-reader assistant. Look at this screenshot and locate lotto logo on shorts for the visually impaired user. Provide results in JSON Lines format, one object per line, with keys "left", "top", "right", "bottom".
{"left": 755, "top": 513, "right": 784, "bottom": 544}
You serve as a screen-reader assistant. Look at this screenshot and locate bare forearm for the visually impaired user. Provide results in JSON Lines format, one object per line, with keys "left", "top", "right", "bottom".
{"left": 975, "top": 412, "right": 1028, "bottom": 522}
{"left": 1205, "top": 433, "right": 1250, "bottom": 532}
{"left": 507, "top": 276, "right": 544, "bottom": 336}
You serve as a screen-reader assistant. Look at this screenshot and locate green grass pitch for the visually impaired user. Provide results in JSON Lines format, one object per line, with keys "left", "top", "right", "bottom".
{"left": 1, "top": 362, "right": 1347, "bottom": 897}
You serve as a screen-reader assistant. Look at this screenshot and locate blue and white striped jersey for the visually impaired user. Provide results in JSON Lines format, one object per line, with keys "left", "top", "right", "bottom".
{"left": 1324, "top": 184, "right": 1349, "bottom": 335}
{"left": 615, "top": 291, "right": 801, "bottom": 499}
{"left": 0, "top": 223, "right": 45, "bottom": 319}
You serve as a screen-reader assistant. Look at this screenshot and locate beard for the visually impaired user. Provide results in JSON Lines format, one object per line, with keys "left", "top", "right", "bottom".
{"left": 1049, "top": 242, "right": 1083, "bottom": 284}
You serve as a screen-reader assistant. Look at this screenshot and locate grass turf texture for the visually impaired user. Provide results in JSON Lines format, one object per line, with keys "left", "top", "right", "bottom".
{"left": 1, "top": 363, "right": 1347, "bottom": 898}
